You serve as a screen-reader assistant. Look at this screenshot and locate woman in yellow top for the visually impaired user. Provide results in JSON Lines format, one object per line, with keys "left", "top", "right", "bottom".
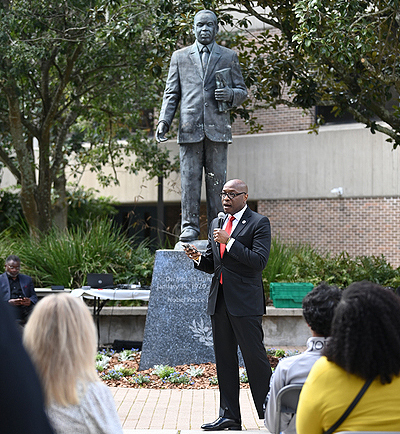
{"left": 296, "top": 281, "right": 400, "bottom": 434}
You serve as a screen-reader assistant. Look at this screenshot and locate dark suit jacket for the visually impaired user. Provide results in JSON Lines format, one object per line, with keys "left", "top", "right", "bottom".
{"left": 0, "top": 272, "right": 38, "bottom": 304}
{"left": 159, "top": 42, "right": 247, "bottom": 144}
{"left": 195, "top": 207, "right": 270, "bottom": 316}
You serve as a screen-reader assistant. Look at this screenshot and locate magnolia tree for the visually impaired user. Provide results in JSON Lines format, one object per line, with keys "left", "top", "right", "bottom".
{"left": 156, "top": 0, "right": 400, "bottom": 144}
{"left": 0, "top": 0, "right": 178, "bottom": 236}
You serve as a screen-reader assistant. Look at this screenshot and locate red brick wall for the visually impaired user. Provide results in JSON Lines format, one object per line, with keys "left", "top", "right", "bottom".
{"left": 232, "top": 106, "right": 314, "bottom": 135}
{"left": 258, "top": 197, "right": 400, "bottom": 267}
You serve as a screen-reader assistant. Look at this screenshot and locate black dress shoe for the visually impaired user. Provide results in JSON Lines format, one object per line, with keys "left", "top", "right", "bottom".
{"left": 201, "top": 417, "right": 242, "bottom": 431}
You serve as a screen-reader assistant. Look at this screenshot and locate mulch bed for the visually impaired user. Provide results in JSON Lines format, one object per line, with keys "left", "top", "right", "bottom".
{"left": 100, "top": 352, "right": 280, "bottom": 389}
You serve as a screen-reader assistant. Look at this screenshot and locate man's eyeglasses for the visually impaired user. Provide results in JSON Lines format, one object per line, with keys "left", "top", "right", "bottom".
{"left": 219, "top": 192, "right": 246, "bottom": 200}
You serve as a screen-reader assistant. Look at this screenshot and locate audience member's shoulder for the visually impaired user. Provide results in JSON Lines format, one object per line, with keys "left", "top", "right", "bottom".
{"left": 306, "top": 356, "right": 338, "bottom": 381}
{"left": 275, "top": 352, "right": 305, "bottom": 372}
{"left": 19, "top": 273, "right": 33, "bottom": 282}
{"left": 86, "top": 380, "right": 114, "bottom": 400}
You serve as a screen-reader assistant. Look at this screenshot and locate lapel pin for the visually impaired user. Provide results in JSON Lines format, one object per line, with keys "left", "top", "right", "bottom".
{"left": 242, "top": 220, "right": 246, "bottom": 224}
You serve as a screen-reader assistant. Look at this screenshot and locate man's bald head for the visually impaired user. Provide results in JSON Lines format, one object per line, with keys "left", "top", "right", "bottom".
{"left": 224, "top": 179, "right": 248, "bottom": 194}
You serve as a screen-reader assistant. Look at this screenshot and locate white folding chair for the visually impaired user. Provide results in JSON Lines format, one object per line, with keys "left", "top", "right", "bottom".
{"left": 275, "top": 383, "right": 303, "bottom": 434}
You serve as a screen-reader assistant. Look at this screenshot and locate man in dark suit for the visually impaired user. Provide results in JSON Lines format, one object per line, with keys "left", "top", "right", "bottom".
{"left": 184, "top": 179, "right": 272, "bottom": 430}
{"left": 156, "top": 10, "right": 248, "bottom": 242}
{"left": 0, "top": 255, "right": 38, "bottom": 326}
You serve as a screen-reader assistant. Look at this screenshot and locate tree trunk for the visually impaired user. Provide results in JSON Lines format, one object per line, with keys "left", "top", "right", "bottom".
{"left": 5, "top": 82, "right": 53, "bottom": 237}
{"left": 53, "top": 172, "right": 68, "bottom": 230}
{"left": 5, "top": 84, "right": 41, "bottom": 236}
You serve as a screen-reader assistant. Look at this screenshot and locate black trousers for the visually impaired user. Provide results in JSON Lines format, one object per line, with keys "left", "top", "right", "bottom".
{"left": 179, "top": 139, "right": 227, "bottom": 236}
{"left": 211, "top": 286, "right": 272, "bottom": 420}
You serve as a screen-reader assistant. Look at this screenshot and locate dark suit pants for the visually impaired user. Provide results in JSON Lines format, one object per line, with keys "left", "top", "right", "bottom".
{"left": 180, "top": 139, "right": 227, "bottom": 236}
{"left": 211, "top": 287, "right": 272, "bottom": 420}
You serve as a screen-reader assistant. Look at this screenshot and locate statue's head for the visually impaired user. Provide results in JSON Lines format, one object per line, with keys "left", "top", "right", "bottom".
{"left": 193, "top": 10, "right": 218, "bottom": 45}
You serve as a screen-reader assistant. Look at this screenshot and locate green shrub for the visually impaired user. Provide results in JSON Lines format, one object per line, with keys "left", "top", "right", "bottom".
{"left": 1, "top": 219, "right": 154, "bottom": 288}
{"left": 0, "top": 185, "right": 118, "bottom": 235}
{"left": 0, "top": 188, "right": 25, "bottom": 235}
{"left": 130, "top": 374, "right": 150, "bottom": 385}
{"left": 186, "top": 366, "right": 204, "bottom": 377}
{"left": 239, "top": 368, "right": 248, "bottom": 383}
{"left": 151, "top": 365, "right": 175, "bottom": 379}
{"left": 101, "top": 369, "right": 124, "bottom": 380}
{"left": 263, "top": 238, "right": 318, "bottom": 297}
{"left": 118, "top": 349, "right": 139, "bottom": 361}
{"left": 166, "top": 372, "right": 192, "bottom": 384}
{"left": 263, "top": 237, "right": 400, "bottom": 298}
{"left": 66, "top": 186, "right": 118, "bottom": 228}
{"left": 209, "top": 377, "right": 218, "bottom": 385}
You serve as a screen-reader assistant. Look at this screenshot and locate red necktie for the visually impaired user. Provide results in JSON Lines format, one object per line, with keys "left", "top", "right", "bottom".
{"left": 220, "top": 216, "right": 235, "bottom": 283}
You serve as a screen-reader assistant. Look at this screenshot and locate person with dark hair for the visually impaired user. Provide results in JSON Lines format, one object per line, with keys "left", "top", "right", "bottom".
{"left": 297, "top": 281, "right": 400, "bottom": 433}
{"left": 0, "top": 255, "right": 38, "bottom": 326}
{"left": 264, "top": 283, "right": 342, "bottom": 434}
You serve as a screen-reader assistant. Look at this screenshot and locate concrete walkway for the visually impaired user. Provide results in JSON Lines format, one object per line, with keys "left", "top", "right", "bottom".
{"left": 111, "top": 346, "right": 306, "bottom": 433}
{"left": 110, "top": 388, "right": 269, "bottom": 433}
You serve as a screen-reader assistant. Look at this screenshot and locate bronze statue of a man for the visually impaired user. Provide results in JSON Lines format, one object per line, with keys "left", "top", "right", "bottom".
{"left": 156, "top": 10, "right": 247, "bottom": 242}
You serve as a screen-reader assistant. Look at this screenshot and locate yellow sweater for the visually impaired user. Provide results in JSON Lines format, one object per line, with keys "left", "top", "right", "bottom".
{"left": 296, "top": 356, "right": 400, "bottom": 434}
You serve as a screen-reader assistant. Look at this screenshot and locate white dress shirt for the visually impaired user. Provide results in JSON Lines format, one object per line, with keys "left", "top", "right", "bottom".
{"left": 224, "top": 204, "right": 247, "bottom": 251}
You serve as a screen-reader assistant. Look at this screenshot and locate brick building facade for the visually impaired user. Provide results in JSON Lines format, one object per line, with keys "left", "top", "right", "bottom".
{"left": 228, "top": 70, "right": 400, "bottom": 267}
{"left": 258, "top": 197, "right": 400, "bottom": 267}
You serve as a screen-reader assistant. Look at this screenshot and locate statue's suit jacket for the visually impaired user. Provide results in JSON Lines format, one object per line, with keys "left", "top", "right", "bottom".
{"left": 0, "top": 272, "right": 38, "bottom": 304}
{"left": 158, "top": 42, "right": 248, "bottom": 144}
{"left": 195, "top": 207, "right": 270, "bottom": 316}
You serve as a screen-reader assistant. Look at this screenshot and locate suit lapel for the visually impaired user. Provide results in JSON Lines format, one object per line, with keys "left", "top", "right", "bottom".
{"left": 231, "top": 207, "right": 252, "bottom": 239}
{"left": 189, "top": 42, "right": 222, "bottom": 82}
{"left": 19, "top": 274, "right": 26, "bottom": 296}
{"left": 189, "top": 43, "right": 204, "bottom": 80}
{"left": 205, "top": 43, "right": 222, "bottom": 81}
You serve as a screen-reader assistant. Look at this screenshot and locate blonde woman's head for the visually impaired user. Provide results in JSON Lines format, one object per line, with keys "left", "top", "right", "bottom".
{"left": 23, "top": 294, "right": 98, "bottom": 406}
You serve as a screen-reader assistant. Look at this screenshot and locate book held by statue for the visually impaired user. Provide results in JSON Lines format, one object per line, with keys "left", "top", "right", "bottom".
{"left": 215, "top": 68, "right": 232, "bottom": 112}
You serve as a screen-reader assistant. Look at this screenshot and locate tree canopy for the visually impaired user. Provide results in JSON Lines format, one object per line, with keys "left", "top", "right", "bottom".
{"left": 157, "top": 0, "right": 400, "bottom": 144}
{"left": 3, "top": 0, "right": 400, "bottom": 236}
{"left": 0, "top": 0, "right": 178, "bottom": 235}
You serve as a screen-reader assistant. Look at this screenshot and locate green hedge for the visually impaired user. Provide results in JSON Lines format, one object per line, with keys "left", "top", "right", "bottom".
{"left": 2, "top": 228, "right": 399, "bottom": 297}
{"left": 263, "top": 237, "right": 400, "bottom": 298}
{"left": 0, "top": 219, "right": 154, "bottom": 289}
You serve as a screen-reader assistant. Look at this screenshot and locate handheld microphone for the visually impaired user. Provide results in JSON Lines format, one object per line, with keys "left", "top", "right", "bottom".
{"left": 218, "top": 212, "right": 225, "bottom": 229}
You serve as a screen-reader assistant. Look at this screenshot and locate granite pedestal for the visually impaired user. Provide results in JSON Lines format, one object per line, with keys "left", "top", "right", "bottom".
{"left": 139, "top": 248, "right": 214, "bottom": 370}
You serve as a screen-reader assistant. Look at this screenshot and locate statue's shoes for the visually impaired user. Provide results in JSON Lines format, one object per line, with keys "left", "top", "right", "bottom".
{"left": 179, "top": 228, "right": 199, "bottom": 242}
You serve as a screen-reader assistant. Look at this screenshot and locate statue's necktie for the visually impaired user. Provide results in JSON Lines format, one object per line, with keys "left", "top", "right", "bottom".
{"left": 201, "top": 45, "right": 209, "bottom": 71}
{"left": 220, "top": 215, "right": 235, "bottom": 283}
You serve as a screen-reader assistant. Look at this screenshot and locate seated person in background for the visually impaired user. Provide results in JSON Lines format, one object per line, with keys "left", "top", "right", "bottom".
{"left": 264, "top": 283, "right": 342, "bottom": 434}
{"left": 23, "top": 294, "right": 123, "bottom": 434}
{"left": 0, "top": 254, "right": 38, "bottom": 326}
{"left": 296, "top": 281, "right": 400, "bottom": 434}
{"left": 0, "top": 299, "right": 54, "bottom": 434}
